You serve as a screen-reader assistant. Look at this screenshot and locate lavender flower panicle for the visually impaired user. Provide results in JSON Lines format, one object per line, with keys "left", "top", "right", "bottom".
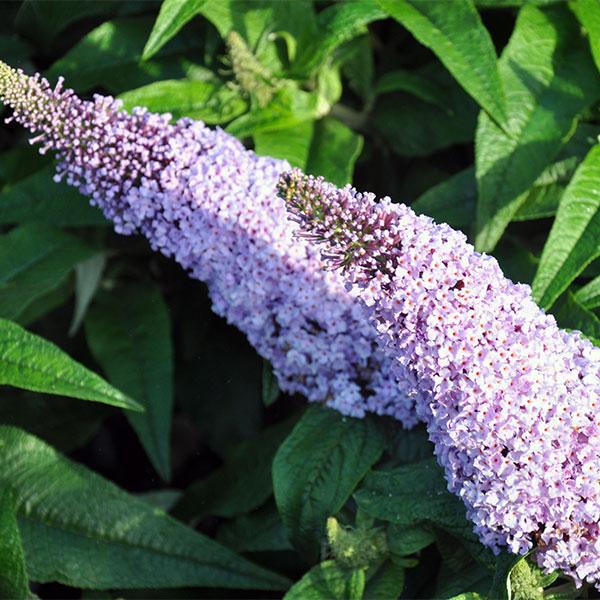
{"left": 279, "top": 168, "right": 600, "bottom": 586}
{"left": 0, "top": 61, "right": 417, "bottom": 426}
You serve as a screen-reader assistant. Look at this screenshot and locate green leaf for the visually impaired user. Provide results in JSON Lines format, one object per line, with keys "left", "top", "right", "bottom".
{"left": 339, "top": 35, "right": 375, "bottom": 102}
{"left": 217, "top": 501, "right": 293, "bottom": 553}
{"left": 119, "top": 78, "right": 247, "bottom": 124}
{"left": 373, "top": 63, "right": 478, "bottom": 158}
{"left": 284, "top": 561, "right": 364, "bottom": 600}
{"left": 177, "top": 314, "right": 264, "bottom": 455}
{"left": 576, "top": 274, "right": 600, "bottom": 309}
{"left": 0, "top": 490, "right": 30, "bottom": 600}
{"left": 292, "top": 1, "right": 386, "bottom": 76}
{"left": 0, "top": 318, "right": 141, "bottom": 411}
{"left": 0, "top": 392, "right": 110, "bottom": 453}
{"left": 354, "top": 458, "right": 494, "bottom": 568}
{"left": 15, "top": 0, "right": 120, "bottom": 49}
{"left": 414, "top": 121, "right": 597, "bottom": 230}
{"left": 199, "top": 0, "right": 317, "bottom": 71}
{"left": 17, "top": 279, "right": 73, "bottom": 328}
{"left": 412, "top": 167, "right": 476, "bottom": 231}
{"left": 439, "top": 567, "right": 490, "bottom": 599}
{"left": 306, "top": 118, "right": 364, "bottom": 186}
{"left": 172, "top": 417, "right": 297, "bottom": 523}
{"left": 512, "top": 182, "right": 563, "bottom": 222}
{"left": 0, "top": 426, "right": 290, "bottom": 590}
{"left": 69, "top": 253, "right": 106, "bottom": 336}
{"left": 488, "top": 554, "right": 541, "bottom": 600}
{"left": 85, "top": 284, "right": 173, "bottom": 481}
{"left": 387, "top": 524, "right": 436, "bottom": 557}
{"left": 509, "top": 558, "right": 549, "bottom": 600}
{"left": 273, "top": 405, "right": 385, "bottom": 561}
{"left": 475, "top": 5, "right": 600, "bottom": 252}
{"left": 375, "top": 68, "right": 448, "bottom": 110}
{"left": 552, "top": 291, "right": 600, "bottom": 343}
{"left": 363, "top": 561, "right": 405, "bottom": 600}
{"left": 377, "top": 0, "right": 507, "bottom": 128}
{"left": 0, "top": 34, "right": 32, "bottom": 65}
{"left": 138, "top": 489, "right": 182, "bottom": 512}
{"left": 381, "top": 423, "right": 434, "bottom": 466}
{"left": 143, "top": 0, "right": 207, "bottom": 60}
{"left": 570, "top": 0, "right": 600, "bottom": 72}
{"left": 355, "top": 458, "right": 465, "bottom": 530}
{"left": 262, "top": 360, "right": 281, "bottom": 407}
{"left": 475, "top": 0, "right": 562, "bottom": 5}
{"left": 0, "top": 224, "right": 95, "bottom": 321}
{"left": 488, "top": 552, "right": 523, "bottom": 600}
{"left": 0, "top": 165, "right": 106, "bottom": 227}
{"left": 494, "top": 238, "right": 538, "bottom": 286}
{"left": 254, "top": 117, "right": 362, "bottom": 185}
{"left": 0, "top": 146, "right": 50, "bottom": 187}
{"left": 46, "top": 17, "right": 199, "bottom": 94}
{"left": 532, "top": 145, "right": 600, "bottom": 309}
{"left": 254, "top": 121, "right": 315, "bottom": 168}
{"left": 226, "top": 84, "right": 319, "bottom": 138}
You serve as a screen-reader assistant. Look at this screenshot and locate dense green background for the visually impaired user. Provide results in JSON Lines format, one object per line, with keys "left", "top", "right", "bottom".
{"left": 0, "top": 0, "right": 599, "bottom": 598}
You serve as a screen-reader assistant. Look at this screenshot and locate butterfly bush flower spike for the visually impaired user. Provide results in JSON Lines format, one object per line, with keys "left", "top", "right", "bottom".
{"left": 0, "top": 61, "right": 416, "bottom": 425}
{"left": 279, "top": 168, "right": 600, "bottom": 587}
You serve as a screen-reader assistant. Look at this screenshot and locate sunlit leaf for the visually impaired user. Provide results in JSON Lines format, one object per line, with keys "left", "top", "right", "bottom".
{"left": 475, "top": 5, "right": 600, "bottom": 252}
{"left": 143, "top": 0, "right": 207, "bottom": 60}
{"left": 576, "top": 274, "right": 600, "bottom": 309}
{"left": 0, "top": 426, "right": 290, "bottom": 590}
{"left": 119, "top": 78, "right": 247, "bottom": 124}
{"left": 0, "top": 319, "right": 141, "bottom": 411}
{"left": 533, "top": 145, "right": 600, "bottom": 309}
{"left": 0, "top": 490, "right": 30, "bottom": 599}
{"left": 284, "top": 561, "right": 365, "bottom": 600}
{"left": 377, "top": 0, "right": 507, "bottom": 128}
{"left": 570, "top": 0, "right": 600, "bottom": 72}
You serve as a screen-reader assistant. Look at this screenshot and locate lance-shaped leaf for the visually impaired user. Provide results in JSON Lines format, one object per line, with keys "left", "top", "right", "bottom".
{"left": 374, "top": 68, "right": 448, "bottom": 110}
{"left": 0, "top": 319, "right": 141, "bottom": 411}
{"left": 284, "top": 561, "right": 365, "bottom": 600}
{"left": 552, "top": 292, "right": 600, "bottom": 345}
{"left": 0, "top": 426, "right": 290, "bottom": 590}
{"left": 119, "top": 78, "right": 247, "bottom": 124}
{"left": 0, "top": 490, "right": 30, "bottom": 600}
{"left": 475, "top": 5, "right": 600, "bottom": 252}
{"left": 0, "top": 165, "right": 106, "bottom": 227}
{"left": 142, "top": 0, "right": 207, "bottom": 60}
{"left": 85, "top": 284, "right": 173, "bottom": 481}
{"left": 46, "top": 17, "right": 200, "bottom": 94}
{"left": 69, "top": 253, "right": 106, "bottom": 336}
{"left": 0, "top": 224, "right": 96, "bottom": 321}
{"left": 377, "top": 0, "right": 507, "bottom": 128}
{"left": 273, "top": 406, "right": 384, "bottom": 561}
{"left": 255, "top": 118, "right": 363, "bottom": 187}
{"left": 576, "top": 274, "right": 600, "bottom": 310}
{"left": 173, "top": 417, "right": 297, "bottom": 523}
{"left": 305, "top": 118, "right": 363, "bottom": 187}
{"left": 570, "top": 0, "right": 600, "bottom": 72}
{"left": 533, "top": 145, "right": 600, "bottom": 309}
{"left": 291, "top": 1, "right": 386, "bottom": 76}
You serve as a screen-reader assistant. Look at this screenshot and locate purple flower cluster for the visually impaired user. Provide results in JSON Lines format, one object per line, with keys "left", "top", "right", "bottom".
{"left": 279, "top": 169, "right": 600, "bottom": 586}
{"left": 0, "top": 61, "right": 416, "bottom": 425}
